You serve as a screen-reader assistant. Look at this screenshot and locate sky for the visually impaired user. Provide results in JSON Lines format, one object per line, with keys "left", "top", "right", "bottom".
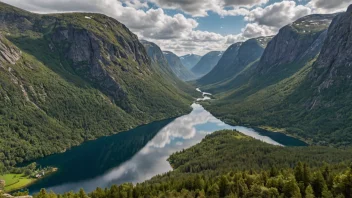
{"left": 3, "top": 0, "right": 352, "bottom": 56}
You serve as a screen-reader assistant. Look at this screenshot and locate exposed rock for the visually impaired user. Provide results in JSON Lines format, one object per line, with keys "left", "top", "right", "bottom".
{"left": 310, "top": 7, "right": 352, "bottom": 92}
{"left": 0, "top": 34, "right": 21, "bottom": 66}
{"left": 48, "top": 15, "right": 151, "bottom": 110}
{"left": 257, "top": 14, "right": 337, "bottom": 74}
{"left": 141, "top": 40, "right": 175, "bottom": 77}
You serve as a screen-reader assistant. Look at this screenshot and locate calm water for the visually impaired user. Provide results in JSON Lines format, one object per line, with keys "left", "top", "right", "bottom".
{"left": 27, "top": 91, "right": 307, "bottom": 194}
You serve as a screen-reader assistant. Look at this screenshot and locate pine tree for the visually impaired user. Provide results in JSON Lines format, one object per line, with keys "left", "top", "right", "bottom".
{"left": 312, "top": 171, "right": 327, "bottom": 197}
{"left": 283, "top": 179, "right": 301, "bottom": 198}
{"left": 295, "top": 162, "right": 304, "bottom": 183}
{"left": 322, "top": 188, "right": 333, "bottom": 198}
{"left": 305, "top": 185, "right": 315, "bottom": 198}
{"left": 303, "top": 163, "right": 312, "bottom": 188}
{"left": 78, "top": 189, "right": 88, "bottom": 198}
{"left": 219, "top": 175, "right": 229, "bottom": 197}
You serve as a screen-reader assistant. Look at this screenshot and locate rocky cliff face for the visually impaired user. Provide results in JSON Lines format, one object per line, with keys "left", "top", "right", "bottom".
{"left": 191, "top": 51, "right": 223, "bottom": 78}
{"left": 180, "top": 54, "right": 201, "bottom": 70}
{"left": 163, "top": 51, "right": 195, "bottom": 81}
{"left": 310, "top": 6, "right": 352, "bottom": 91}
{"left": 48, "top": 16, "right": 150, "bottom": 110}
{"left": 0, "top": 34, "right": 21, "bottom": 66}
{"left": 141, "top": 40, "right": 168, "bottom": 66}
{"left": 257, "top": 14, "right": 336, "bottom": 74}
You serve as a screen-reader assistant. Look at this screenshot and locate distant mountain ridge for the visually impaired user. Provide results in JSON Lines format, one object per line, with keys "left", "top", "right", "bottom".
{"left": 141, "top": 40, "right": 199, "bottom": 96}
{"left": 191, "top": 51, "right": 223, "bottom": 78}
{"left": 163, "top": 51, "right": 196, "bottom": 81}
{"left": 197, "top": 36, "right": 272, "bottom": 88}
{"left": 180, "top": 54, "right": 201, "bottom": 70}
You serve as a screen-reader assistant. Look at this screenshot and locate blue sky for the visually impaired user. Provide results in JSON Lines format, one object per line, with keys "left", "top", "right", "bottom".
{"left": 4, "top": 0, "right": 352, "bottom": 55}
{"left": 151, "top": 0, "right": 310, "bottom": 36}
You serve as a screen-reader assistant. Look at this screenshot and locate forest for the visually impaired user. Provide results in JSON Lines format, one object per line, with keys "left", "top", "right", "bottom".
{"left": 4, "top": 130, "right": 352, "bottom": 198}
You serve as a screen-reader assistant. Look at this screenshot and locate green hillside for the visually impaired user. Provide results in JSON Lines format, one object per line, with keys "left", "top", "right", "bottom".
{"left": 0, "top": 2, "right": 193, "bottom": 169}
{"left": 201, "top": 13, "right": 351, "bottom": 147}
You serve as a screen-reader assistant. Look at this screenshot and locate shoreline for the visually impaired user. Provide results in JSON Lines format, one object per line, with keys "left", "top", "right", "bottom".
{"left": 5, "top": 168, "right": 58, "bottom": 194}
{"left": 200, "top": 102, "right": 310, "bottom": 146}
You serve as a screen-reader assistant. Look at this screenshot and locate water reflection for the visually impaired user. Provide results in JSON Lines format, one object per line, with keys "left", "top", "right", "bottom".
{"left": 28, "top": 91, "right": 306, "bottom": 194}
{"left": 29, "top": 103, "right": 286, "bottom": 194}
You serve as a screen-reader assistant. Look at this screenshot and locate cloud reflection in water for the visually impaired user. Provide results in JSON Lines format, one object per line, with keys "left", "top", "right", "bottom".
{"left": 39, "top": 103, "right": 282, "bottom": 193}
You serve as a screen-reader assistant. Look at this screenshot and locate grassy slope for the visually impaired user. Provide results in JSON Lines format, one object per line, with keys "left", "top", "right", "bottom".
{"left": 0, "top": 174, "right": 35, "bottom": 192}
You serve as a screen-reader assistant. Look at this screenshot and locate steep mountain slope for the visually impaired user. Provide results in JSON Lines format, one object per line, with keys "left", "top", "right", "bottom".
{"left": 257, "top": 14, "right": 336, "bottom": 75}
{"left": 204, "top": 13, "right": 347, "bottom": 146}
{"left": 191, "top": 51, "right": 223, "bottom": 78}
{"left": 163, "top": 51, "right": 196, "bottom": 81}
{"left": 180, "top": 54, "right": 201, "bottom": 70}
{"left": 141, "top": 40, "right": 199, "bottom": 97}
{"left": 0, "top": 2, "right": 193, "bottom": 168}
{"left": 197, "top": 37, "right": 272, "bottom": 90}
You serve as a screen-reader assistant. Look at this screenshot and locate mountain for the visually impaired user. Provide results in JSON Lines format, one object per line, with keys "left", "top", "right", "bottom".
{"left": 180, "top": 54, "right": 201, "bottom": 70}
{"left": 0, "top": 2, "right": 193, "bottom": 168}
{"left": 197, "top": 37, "right": 272, "bottom": 88}
{"left": 140, "top": 40, "right": 199, "bottom": 97}
{"left": 163, "top": 51, "right": 196, "bottom": 81}
{"left": 257, "top": 14, "right": 337, "bottom": 75}
{"left": 203, "top": 12, "right": 348, "bottom": 146}
{"left": 191, "top": 51, "right": 223, "bottom": 78}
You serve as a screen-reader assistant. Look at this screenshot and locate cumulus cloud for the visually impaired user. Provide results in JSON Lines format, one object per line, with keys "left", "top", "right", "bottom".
{"left": 308, "top": 0, "right": 352, "bottom": 13}
{"left": 122, "top": 0, "right": 149, "bottom": 9}
{"left": 149, "top": 0, "right": 266, "bottom": 17}
{"left": 223, "top": 0, "right": 268, "bottom": 7}
{"left": 3, "top": 0, "right": 246, "bottom": 55}
{"left": 3, "top": 0, "right": 351, "bottom": 55}
{"left": 3, "top": 0, "right": 197, "bottom": 41}
{"left": 245, "top": 1, "right": 312, "bottom": 28}
{"left": 241, "top": 23, "right": 276, "bottom": 38}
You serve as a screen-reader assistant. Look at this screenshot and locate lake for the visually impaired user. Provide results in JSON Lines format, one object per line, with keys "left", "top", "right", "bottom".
{"left": 27, "top": 91, "right": 307, "bottom": 194}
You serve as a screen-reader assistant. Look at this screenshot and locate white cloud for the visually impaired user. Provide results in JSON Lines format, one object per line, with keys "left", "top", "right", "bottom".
{"left": 122, "top": 0, "right": 149, "bottom": 9}
{"left": 149, "top": 0, "right": 266, "bottom": 17}
{"left": 307, "top": 0, "right": 352, "bottom": 14}
{"left": 245, "top": 1, "right": 312, "bottom": 28}
{"left": 3, "top": 0, "right": 198, "bottom": 46}
{"left": 3, "top": 0, "right": 246, "bottom": 55}
{"left": 241, "top": 23, "right": 276, "bottom": 38}
{"left": 2, "top": 0, "right": 351, "bottom": 55}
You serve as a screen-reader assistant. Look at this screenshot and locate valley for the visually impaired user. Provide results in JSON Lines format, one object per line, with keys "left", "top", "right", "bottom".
{"left": 22, "top": 90, "right": 306, "bottom": 194}
{"left": 1, "top": 1, "right": 352, "bottom": 198}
